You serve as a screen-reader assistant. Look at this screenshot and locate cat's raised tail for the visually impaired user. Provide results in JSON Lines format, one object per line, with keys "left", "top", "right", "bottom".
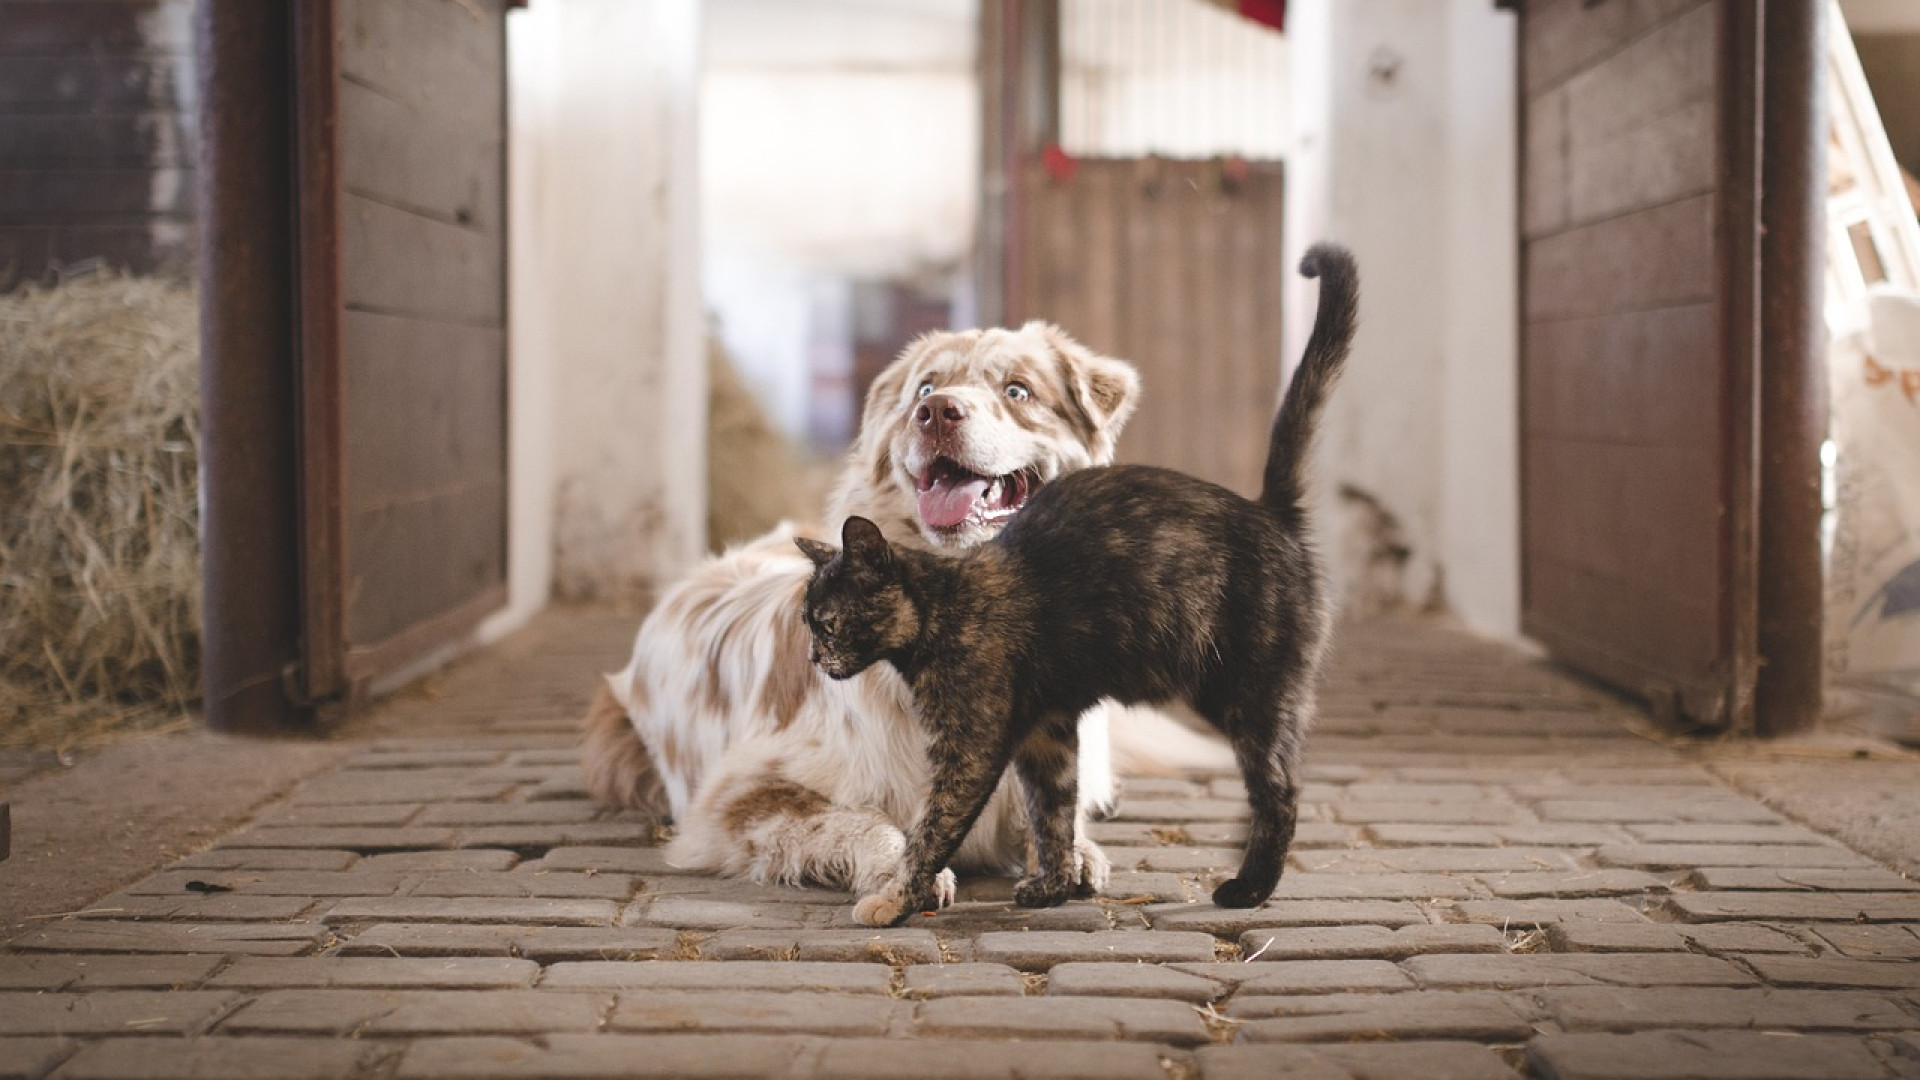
{"left": 1260, "top": 243, "right": 1359, "bottom": 519}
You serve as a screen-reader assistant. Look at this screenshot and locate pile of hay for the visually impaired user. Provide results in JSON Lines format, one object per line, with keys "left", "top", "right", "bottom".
{"left": 706, "top": 336, "right": 830, "bottom": 550}
{"left": 0, "top": 273, "right": 201, "bottom": 749}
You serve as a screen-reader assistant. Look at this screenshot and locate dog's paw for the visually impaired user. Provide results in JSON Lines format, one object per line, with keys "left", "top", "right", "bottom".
{"left": 1013, "top": 874, "right": 1072, "bottom": 908}
{"left": 852, "top": 882, "right": 912, "bottom": 927}
{"left": 1072, "top": 835, "right": 1111, "bottom": 897}
{"left": 1211, "top": 876, "right": 1272, "bottom": 909}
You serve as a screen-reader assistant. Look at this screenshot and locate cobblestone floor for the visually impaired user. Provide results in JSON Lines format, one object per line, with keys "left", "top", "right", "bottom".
{"left": 3, "top": 610, "right": 1919, "bottom": 1079}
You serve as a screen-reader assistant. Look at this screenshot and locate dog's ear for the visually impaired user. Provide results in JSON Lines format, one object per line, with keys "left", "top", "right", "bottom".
{"left": 847, "top": 343, "right": 925, "bottom": 489}
{"left": 794, "top": 536, "right": 839, "bottom": 569}
{"left": 840, "top": 515, "right": 892, "bottom": 571}
{"left": 1038, "top": 323, "right": 1141, "bottom": 463}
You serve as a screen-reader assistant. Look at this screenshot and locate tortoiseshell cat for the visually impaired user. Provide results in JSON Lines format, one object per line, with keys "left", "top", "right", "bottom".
{"left": 797, "top": 244, "right": 1358, "bottom": 926}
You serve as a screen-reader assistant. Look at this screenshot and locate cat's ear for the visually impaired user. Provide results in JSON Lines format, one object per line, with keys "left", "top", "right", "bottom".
{"left": 841, "top": 515, "right": 892, "bottom": 570}
{"left": 794, "top": 536, "right": 839, "bottom": 569}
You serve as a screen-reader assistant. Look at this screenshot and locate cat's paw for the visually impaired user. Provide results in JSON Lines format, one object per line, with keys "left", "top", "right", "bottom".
{"left": 1072, "top": 835, "right": 1111, "bottom": 897}
{"left": 1211, "top": 876, "right": 1273, "bottom": 909}
{"left": 852, "top": 882, "right": 912, "bottom": 927}
{"left": 930, "top": 867, "right": 957, "bottom": 909}
{"left": 1013, "top": 874, "right": 1072, "bottom": 908}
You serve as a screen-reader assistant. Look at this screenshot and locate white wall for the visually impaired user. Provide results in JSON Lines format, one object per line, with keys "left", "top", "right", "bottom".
{"left": 1285, "top": 0, "right": 1521, "bottom": 640}
{"left": 490, "top": 0, "right": 707, "bottom": 620}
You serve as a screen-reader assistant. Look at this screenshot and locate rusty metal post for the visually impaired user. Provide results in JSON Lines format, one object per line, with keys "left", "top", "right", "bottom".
{"left": 1756, "top": 0, "right": 1828, "bottom": 735}
{"left": 195, "top": 0, "right": 311, "bottom": 732}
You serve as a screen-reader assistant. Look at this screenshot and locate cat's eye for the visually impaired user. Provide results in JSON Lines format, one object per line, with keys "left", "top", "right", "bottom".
{"left": 916, "top": 380, "right": 935, "bottom": 399}
{"left": 1004, "top": 381, "right": 1031, "bottom": 402}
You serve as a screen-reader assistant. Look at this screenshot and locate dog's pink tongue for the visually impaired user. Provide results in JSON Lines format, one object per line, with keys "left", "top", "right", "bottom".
{"left": 918, "top": 475, "right": 989, "bottom": 529}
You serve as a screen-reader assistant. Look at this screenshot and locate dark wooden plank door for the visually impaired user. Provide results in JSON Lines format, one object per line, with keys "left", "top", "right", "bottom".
{"left": 1517, "top": 0, "right": 1761, "bottom": 726}
{"left": 1016, "top": 158, "right": 1286, "bottom": 496}
{"left": 297, "top": 0, "right": 509, "bottom": 701}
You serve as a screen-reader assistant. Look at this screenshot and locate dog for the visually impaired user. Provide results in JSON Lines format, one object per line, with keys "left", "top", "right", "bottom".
{"left": 581, "top": 320, "right": 1233, "bottom": 898}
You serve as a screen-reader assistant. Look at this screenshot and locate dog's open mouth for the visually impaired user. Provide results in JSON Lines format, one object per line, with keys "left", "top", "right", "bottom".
{"left": 915, "top": 458, "right": 1034, "bottom": 531}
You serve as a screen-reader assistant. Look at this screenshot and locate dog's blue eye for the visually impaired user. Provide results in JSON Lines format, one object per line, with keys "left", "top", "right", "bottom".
{"left": 1005, "top": 382, "right": 1031, "bottom": 401}
{"left": 917, "top": 381, "right": 934, "bottom": 399}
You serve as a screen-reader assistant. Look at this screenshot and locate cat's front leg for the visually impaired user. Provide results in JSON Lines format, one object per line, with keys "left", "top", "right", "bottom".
{"left": 1011, "top": 719, "right": 1086, "bottom": 908}
{"left": 852, "top": 723, "right": 1012, "bottom": 928}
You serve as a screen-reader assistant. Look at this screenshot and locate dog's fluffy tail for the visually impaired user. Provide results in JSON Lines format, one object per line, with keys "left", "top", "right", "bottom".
{"left": 1107, "top": 703, "right": 1237, "bottom": 776}
{"left": 580, "top": 680, "right": 670, "bottom": 819}
{"left": 1262, "top": 243, "right": 1359, "bottom": 519}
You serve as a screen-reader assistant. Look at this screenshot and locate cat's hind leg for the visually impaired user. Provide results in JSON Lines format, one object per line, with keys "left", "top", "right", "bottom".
{"left": 1011, "top": 719, "right": 1086, "bottom": 908}
{"left": 1210, "top": 684, "right": 1310, "bottom": 909}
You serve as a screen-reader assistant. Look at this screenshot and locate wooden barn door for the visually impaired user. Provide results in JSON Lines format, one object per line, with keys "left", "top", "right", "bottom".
{"left": 1015, "top": 158, "right": 1287, "bottom": 496}
{"left": 1516, "top": 0, "right": 1762, "bottom": 727}
{"left": 295, "top": 0, "right": 509, "bottom": 702}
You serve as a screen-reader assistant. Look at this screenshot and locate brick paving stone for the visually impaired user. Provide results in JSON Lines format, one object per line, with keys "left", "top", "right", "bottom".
{"left": 1230, "top": 959, "right": 1414, "bottom": 994}
{"left": 1264, "top": 873, "right": 1477, "bottom": 900}
{"left": 515, "top": 846, "right": 677, "bottom": 874}
{"left": 1405, "top": 952, "right": 1755, "bottom": 988}
{"left": 1230, "top": 990, "right": 1536, "bottom": 1042}
{"left": 1744, "top": 955, "right": 1920, "bottom": 989}
{"left": 913, "top": 995, "right": 1210, "bottom": 1044}
{"left": 1665, "top": 891, "right": 1920, "bottom": 923}
{"left": 127, "top": 869, "right": 411, "bottom": 897}
{"left": 208, "top": 956, "right": 540, "bottom": 989}
{"left": 1236, "top": 923, "right": 1506, "bottom": 961}
{"left": 349, "top": 750, "right": 508, "bottom": 768}
{"left": 1148, "top": 899, "right": 1428, "bottom": 932}
{"left": 901, "top": 963, "right": 1025, "bottom": 998}
{"left": 1341, "top": 782, "right": 1498, "bottom": 802}
{"left": 291, "top": 774, "right": 518, "bottom": 805}
{"left": 1111, "top": 798, "right": 1250, "bottom": 822}
{"left": 1536, "top": 986, "right": 1916, "bottom": 1032}
{"left": 53, "top": 1037, "right": 377, "bottom": 1080}
{"left": 1686, "top": 867, "right": 1920, "bottom": 892}
{"left": 911, "top": 903, "right": 1114, "bottom": 935}
{"left": 1102, "top": 845, "right": 1243, "bottom": 873}
{"left": 1682, "top": 924, "right": 1811, "bottom": 953}
{"left": 81, "top": 893, "right": 319, "bottom": 921}
{"left": 322, "top": 897, "right": 620, "bottom": 925}
{"left": 336, "top": 923, "right": 681, "bottom": 961}
{"left": 541, "top": 960, "right": 892, "bottom": 994}
{"left": 621, "top": 896, "right": 811, "bottom": 930}
{"left": 456, "top": 824, "right": 661, "bottom": 848}
{"left": 222, "top": 826, "right": 459, "bottom": 851}
{"left": 606, "top": 990, "right": 905, "bottom": 1036}
{"left": 395, "top": 1034, "right": 805, "bottom": 1080}
{"left": 363, "top": 850, "right": 522, "bottom": 872}
{"left": 1524, "top": 1031, "right": 1891, "bottom": 1080}
{"left": 1625, "top": 822, "right": 1836, "bottom": 845}
{"left": 1545, "top": 923, "right": 1689, "bottom": 952}
{"left": 0, "top": 954, "right": 219, "bottom": 990}
{"left": 221, "top": 989, "right": 609, "bottom": 1036}
{"left": 1447, "top": 898, "right": 1650, "bottom": 925}
{"left": 1298, "top": 847, "right": 1578, "bottom": 874}
{"left": 1330, "top": 802, "right": 1526, "bottom": 825}
{"left": 1196, "top": 1041, "right": 1525, "bottom": 1080}
{"left": 0, "top": 1039, "right": 71, "bottom": 1080}
{"left": 417, "top": 802, "right": 605, "bottom": 826}
{"left": 812, "top": 1037, "right": 1178, "bottom": 1080}
{"left": 1104, "top": 871, "right": 1190, "bottom": 901}
{"left": 0, "top": 990, "right": 240, "bottom": 1035}
{"left": 260, "top": 802, "right": 424, "bottom": 826}
{"left": 1367, "top": 822, "right": 1631, "bottom": 847}
{"left": 1535, "top": 801, "right": 1776, "bottom": 824}
{"left": 1596, "top": 844, "right": 1872, "bottom": 870}
{"left": 973, "top": 930, "right": 1216, "bottom": 970}
{"left": 1817, "top": 924, "right": 1920, "bottom": 959}
{"left": 1044, "top": 962, "right": 1221, "bottom": 1001}
{"left": 410, "top": 871, "right": 634, "bottom": 900}
{"left": 1476, "top": 870, "right": 1669, "bottom": 898}
{"left": 170, "top": 849, "right": 361, "bottom": 871}
{"left": 8, "top": 921, "right": 325, "bottom": 956}
{"left": 696, "top": 927, "right": 939, "bottom": 963}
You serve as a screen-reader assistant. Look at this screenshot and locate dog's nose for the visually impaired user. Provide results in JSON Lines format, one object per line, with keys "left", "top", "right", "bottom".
{"left": 915, "top": 393, "right": 967, "bottom": 434}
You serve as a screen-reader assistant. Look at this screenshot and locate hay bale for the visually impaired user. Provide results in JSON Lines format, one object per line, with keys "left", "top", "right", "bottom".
{"left": 0, "top": 273, "right": 201, "bottom": 748}
{"left": 706, "top": 337, "right": 830, "bottom": 550}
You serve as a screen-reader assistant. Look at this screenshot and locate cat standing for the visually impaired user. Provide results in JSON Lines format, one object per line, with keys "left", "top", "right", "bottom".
{"left": 798, "top": 244, "right": 1358, "bottom": 926}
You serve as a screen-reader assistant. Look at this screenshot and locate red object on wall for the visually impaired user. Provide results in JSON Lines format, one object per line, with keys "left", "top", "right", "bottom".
{"left": 1238, "top": 0, "right": 1285, "bottom": 32}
